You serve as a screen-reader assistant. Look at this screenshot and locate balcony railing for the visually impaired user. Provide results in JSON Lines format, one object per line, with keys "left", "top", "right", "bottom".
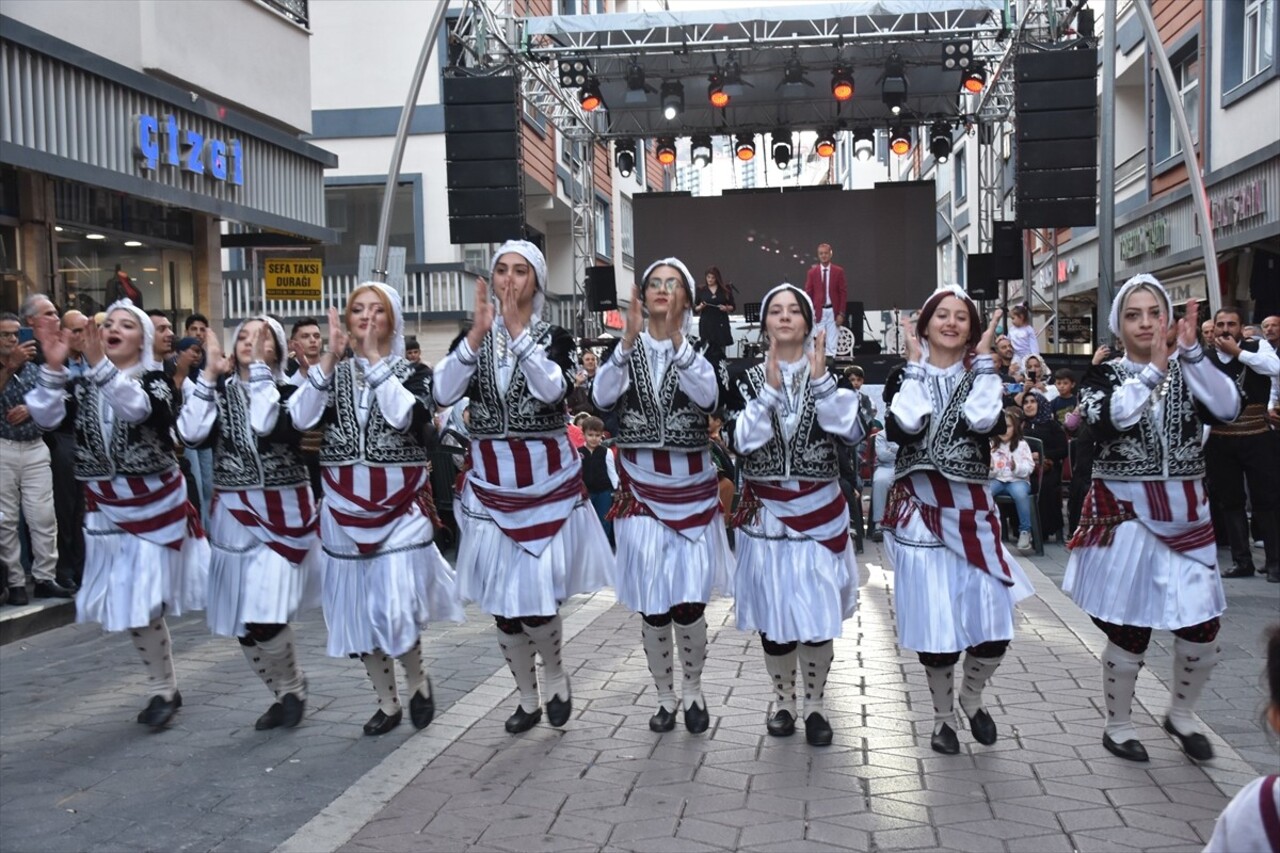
{"left": 222, "top": 263, "right": 481, "bottom": 322}
{"left": 257, "top": 0, "right": 308, "bottom": 27}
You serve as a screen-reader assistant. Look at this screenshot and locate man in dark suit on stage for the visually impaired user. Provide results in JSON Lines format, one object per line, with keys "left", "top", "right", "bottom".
{"left": 804, "top": 243, "right": 846, "bottom": 356}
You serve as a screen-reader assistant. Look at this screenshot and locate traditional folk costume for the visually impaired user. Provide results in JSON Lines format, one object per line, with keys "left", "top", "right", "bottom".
{"left": 881, "top": 284, "right": 1034, "bottom": 755}
{"left": 724, "top": 284, "right": 864, "bottom": 747}
{"left": 1063, "top": 274, "right": 1240, "bottom": 763}
{"left": 177, "top": 316, "right": 320, "bottom": 731}
{"left": 434, "top": 240, "right": 612, "bottom": 734}
{"left": 592, "top": 257, "right": 734, "bottom": 734}
{"left": 26, "top": 299, "right": 209, "bottom": 728}
{"left": 289, "top": 283, "right": 462, "bottom": 736}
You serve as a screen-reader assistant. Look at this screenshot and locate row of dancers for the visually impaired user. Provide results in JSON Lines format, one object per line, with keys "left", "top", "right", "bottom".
{"left": 24, "top": 245, "right": 1239, "bottom": 762}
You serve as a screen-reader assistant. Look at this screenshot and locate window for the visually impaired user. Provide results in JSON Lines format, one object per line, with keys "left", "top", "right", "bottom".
{"left": 1156, "top": 46, "right": 1199, "bottom": 163}
{"left": 593, "top": 197, "right": 611, "bottom": 258}
{"left": 322, "top": 182, "right": 417, "bottom": 267}
{"left": 620, "top": 197, "right": 635, "bottom": 268}
{"left": 1246, "top": 0, "right": 1275, "bottom": 81}
{"left": 740, "top": 160, "right": 757, "bottom": 189}
{"left": 462, "top": 244, "right": 489, "bottom": 272}
{"left": 955, "top": 244, "right": 967, "bottom": 287}
{"left": 953, "top": 146, "right": 968, "bottom": 206}
{"left": 676, "top": 164, "right": 701, "bottom": 195}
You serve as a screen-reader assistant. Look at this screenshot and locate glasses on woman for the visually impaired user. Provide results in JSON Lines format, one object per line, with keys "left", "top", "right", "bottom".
{"left": 646, "top": 278, "right": 681, "bottom": 293}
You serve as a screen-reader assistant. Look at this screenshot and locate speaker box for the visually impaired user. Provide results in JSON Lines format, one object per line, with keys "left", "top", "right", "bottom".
{"left": 845, "top": 300, "right": 865, "bottom": 345}
{"left": 585, "top": 266, "right": 618, "bottom": 312}
{"left": 443, "top": 75, "right": 524, "bottom": 245}
{"left": 992, "top": 222, "right": 1023, "bottom": 280}
{"left": 967, "top": 253, "right": 1000, "bottom": 300}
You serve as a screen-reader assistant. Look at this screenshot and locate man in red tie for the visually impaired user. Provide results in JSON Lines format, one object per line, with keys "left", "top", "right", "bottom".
{"left": 804, "top": 243, "right": 846, "bottom": 356}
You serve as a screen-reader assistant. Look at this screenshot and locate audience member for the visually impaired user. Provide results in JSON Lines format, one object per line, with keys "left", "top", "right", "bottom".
{"left": 578, "top": 416, "right": 616, "bottom": 548}
{"left": 405, "top": 335, "right": 422, "bottom": 364}
{"left": 287, "top": 317, "right": 324, "bottom": 495}
{"left": 1049, "top": 368, "right": 1078, "bottom": 421}
{"left": 1021, "top": 392, "right": 1067, "bottom": 542}
{"left": 990, "top": 406, "right": 1036, "bottom": 552}
{"left": 566, "top": 349, "right": 602, "bottom": 418}
{"left": 1007, "top": 304, "right": 1039, "bottom": 360}
{"left": 47, "top": 309, "right": 90, "bottom": 590}
{"left": 869, "top": 426, "right": 898, "bottom": 543}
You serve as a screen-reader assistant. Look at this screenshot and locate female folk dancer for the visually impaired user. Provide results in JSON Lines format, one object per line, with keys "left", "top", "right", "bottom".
{"left": 881, "top": 286, "right": 1034, "bottom": 755}
{"left": 1064, "top": 277, "right": 1240, "bottom": 762}
{"left": 435, "top": 241, "right": 612, "bottom": 734}
{"left": 289, "top": 283, "right": 461, "bottom": 736}
{"left": 178, "top": 317, "right": 319, "bottom": 731}
{"left": 593, "top": 258, "right": 733, "bottom": 734}
{"left": 725, "top": 284, "right": 864, "bottom": 746}
{"left": 29, "top": 300, "right": 208, "bottom": 729}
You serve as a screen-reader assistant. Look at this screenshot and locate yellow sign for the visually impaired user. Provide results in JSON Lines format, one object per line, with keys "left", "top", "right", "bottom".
{"left": 264, "top": 258, "right": 323, "bottom": 300}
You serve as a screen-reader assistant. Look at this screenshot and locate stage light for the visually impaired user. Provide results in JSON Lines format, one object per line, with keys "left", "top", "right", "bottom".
{"left": 707, "top": 74, "right": 730, "bottom": 108}
{"left": 941, "top": 41, "right": 973, "bottom": 71}
{"left": 615, "top": 139, "right": 637, "bottom": 177}
{"left": 656, "top": 136, "right": 677, "bottom": 165}
{"left": 779, "top": 50, "right": 812, "bottom": 90}
{"left": 722, "top": 53, "right": 747, "bottom": 97}
{"left": 579, "top": 78, "right": 603, "bottom": 112}
{"left": 831, "top": 65, "right": 854, "bottom": 101}
{"left": 771, "top": 130, "right": 793, "bottom": 168}
{"left": 559, "top": 58, "right": 591, "bottom": 88}
{"left": 853, "top": 127, "right": 875, "bottom": 161}
{"left": 815, "top": 130, "right": 836, "bottom": 158}
{"left": 929, "top": 122, "right": 952, "bottom": 163}
{"left": 734, "top": 133, "right": 756, "bottom": 161}
{"left": 660, "top": 80, "right": 684, "bottom": 121}
{"left": 625, "top": 59, "right": 653, "bottom": 105}
{"left": 963, "top": 62, "right": 987, "bottom": 93}
{"left": 881, "top": 55, "right": 908, "bottom": 115}
{"left": 890, "top": 125, "right": 912, "bottom": 156}
{"left": 691, "top": 134, "right": 713, "bottom": 167}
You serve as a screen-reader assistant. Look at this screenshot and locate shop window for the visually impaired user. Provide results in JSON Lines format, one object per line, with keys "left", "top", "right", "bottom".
{"left": 593, "top": 197, "right": 611, "bottom": 259}
{"left": 954, "top": 146, "right": 968, "bottom": 207}
{"left": 56, "top": 227, "right": 193, "bottom": 318}
{"left": 322, "top": 181, "right": 418, "bottom": 268}
{"left": 620, "top": 197, "right": 635, "bottom": 269}
{"left": 1154, "top": 43, "right": 1199, "bottom": 165}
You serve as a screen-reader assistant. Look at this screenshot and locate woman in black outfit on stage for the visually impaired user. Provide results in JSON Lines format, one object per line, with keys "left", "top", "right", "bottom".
{"left": 694, "top": 267, "right": 735, "bottom": 359}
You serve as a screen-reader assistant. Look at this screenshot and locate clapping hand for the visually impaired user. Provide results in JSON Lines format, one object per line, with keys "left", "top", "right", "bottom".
{"left": 32, "top": 315, "right": 68, "bottom": 370}
{"left": 810, "top": 330, "right": 827, "bottom": 380}
{"left": 765, "top": 339, "right": 782, "bottom": 390}
{"left": 202, "top": 329, "right": 231, "bottom": 380}
{"left": 83, "top": 319, "right": 105, "bottom": 366}
{"left": 623, "top": 285, "right": 644, "bottom": 350}
{"left": 901, "top": 314, "right": 922, "bottom": 363}
{"left": 466, "top": 278, "right": 494, "bottom": 351}
{"left": 322, "top": 306, "right": 349, "bottom": 374}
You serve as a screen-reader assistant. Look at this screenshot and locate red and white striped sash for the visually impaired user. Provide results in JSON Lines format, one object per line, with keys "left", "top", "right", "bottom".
{"left": 1071, "top": 479, "right": 1216, "bottom": 566}
{"left": 886, "top": 471, "right": 1014, "bottom": 585}
{"left": 216, "top": 485, "right": 318, "bottom": 565}
{"left": 616, "top": 448, "right": 720, "bottom": 539}
{"left": 466, "top": 436, "right": 584, "bottom": 556}
{"left": 83, "top": 469, "right": 203, "bottom": 551}
{"left": 744, "top": 479, "right": 850, "bottom": 554}
{"left": 323, "top": 465, "right": 428, "bottom": 554}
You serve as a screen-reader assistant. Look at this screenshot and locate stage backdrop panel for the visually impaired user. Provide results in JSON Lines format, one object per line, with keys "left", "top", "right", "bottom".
{"left": 633, "top": 181, "right": 938, "bottom": 310}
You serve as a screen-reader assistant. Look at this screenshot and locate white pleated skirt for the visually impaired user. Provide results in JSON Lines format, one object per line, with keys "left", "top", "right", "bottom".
{"left": 77, "top": 510, "right": 209, "bottom": 633}
{"left": 319, "top": 507, "right": 463, "bottom": 658}
{"left": 614, "top": 515, "right": 734, "bottom": 615}
{"left": 882, "top": 509, "right": 1034, "bottom": 654}
{"left": 205, "top": 500, "right": 323, "bottom": 638}
{"left": 733, "top": 505, "right": 858, "bottom": 643}
{"left": 454, "top": 482, "right": 613, "bottom": 618}
{"left": 1063, "top": 518, "right": 1225, "bottom": 630}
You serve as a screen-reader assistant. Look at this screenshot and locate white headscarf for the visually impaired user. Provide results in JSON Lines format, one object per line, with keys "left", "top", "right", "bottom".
{"left": 639, "top": 256, "right": 696, "bottom": 337}
{"left": 759, "top": 283, "right": 816, "bottom": 349}
{"left": 490, "top": 240, "right": 547, "bottom": 320}
{"left": 1109, "top": 273, "right": 1172, "bottom": 337}
{"left": 233, "top": 315, "right": 289, "bottom": 382}
{"left": 350, "top": 281, "right": 406, "bottom": 358}
{"left": 104, "top": 298, "right": 160, "bottom": 372}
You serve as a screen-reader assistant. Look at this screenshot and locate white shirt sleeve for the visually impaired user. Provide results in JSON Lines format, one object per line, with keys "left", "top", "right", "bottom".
{"left": 733, "top": 384, "right": 784, "bottom": 455}
{"left": 365, "top": 360, "right": 416, "bottom": 432}
{"left": 511, "top": 330, "right": 567, "bottom": 404}
{"left": 606, "top": 446, "right": 619, "bottom": 489}
{"left": 592, "top": 343, "right": 632, "bottom": 410}
{"left": 1238, "top": 339, "right": 1280, "bottom": 377}
{"left": 812, "top": 374, "right": 864, "bottom": 444}
{"left": 94, "top": 360, "right": 152, "bottom": 425}
{"left": 177, "top": 376, "right": 217, "bottom": 445}
{"left": 288, "top": 364, "right": 331, "bottom": 431}
{"left": 25, "top": 366, "right": 69, "bottom": 430}
{"left": 887, "top": 363, "right": 932, "bottom": 434}
{"left": 962, "top": 356, "right": 1005, "bottom": 434}
{"left": 433, "top": 339, "right": 478, "bottom": 408}
{"left": 1107, "top": 364, "right": 1167, "bottom": 431}
{"left": 247, "top": 363, "right": 282, "bottom": 436}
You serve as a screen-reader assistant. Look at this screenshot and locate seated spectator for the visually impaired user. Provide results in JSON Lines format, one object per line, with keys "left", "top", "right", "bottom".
{"left": 1021, "top": 392, "right": 1067, "bottom": 542}
{"left": 578, "top": 416, "right": 616, "bottom": 548}
{"left": 404, "top": 335, "right": 422, "bottom": 364}
{"left": 1203, "top": 623, "right": 1280, "bottom": 852}
{"left": 870, "top": 425, "right": 898, "bottom": 543}
{"left": 990, "top": 406, "right": 1036, "bottom": 552}
{"left": 1049, "top": 368, "right": 1078, "bottom": 421}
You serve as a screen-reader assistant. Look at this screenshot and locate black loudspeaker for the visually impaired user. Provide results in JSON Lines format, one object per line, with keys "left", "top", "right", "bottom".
{"left": 967, "top": 253, "right": 1000, "bottom": 300}
{"left": 992, "top": 222, "right": 1023, "bottom": 280}
{"left": 585, "top": 266, "right": 618, "bottom": 312}
{"left": 845, "top": 300, "right": 865, "bottom": 345}
{"left": 443, "top": 75, "right": 524, "bottom": 245}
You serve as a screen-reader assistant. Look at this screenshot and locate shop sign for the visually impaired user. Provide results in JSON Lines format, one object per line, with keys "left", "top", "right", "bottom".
{"left": 1164, "top": 276, "right": 1208, "bottom": 304}
{"left": 602, "top": 310, "right": 624, "bottom": 330}
{"left": 1033, "top": 257, "right": 1078, "bottom": 289}
{"left": 264, "top": 259, "right": 323, "bottom": 300}
{"left": 135, "top": 114, "right": 244, "bottom": 185}
{"left": 1198, "top": 180, "right": 1267, "bottom": 233}
{"left": 1055, "top": 315, "right": 1093, "bottom": 345}
{"left": 1118, "top": 216, "right": 1169, "bottom": 260}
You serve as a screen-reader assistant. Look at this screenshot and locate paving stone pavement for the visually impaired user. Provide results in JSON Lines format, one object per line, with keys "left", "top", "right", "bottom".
{"left": 1, "top": 542, "right": 1277, "bottom": 853}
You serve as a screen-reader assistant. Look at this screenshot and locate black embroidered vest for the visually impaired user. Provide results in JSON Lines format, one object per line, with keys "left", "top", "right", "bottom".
{"left": 466, "top": 320, "right": 567, "bottom": 437}
{"left": 72, "top": 371, "right": 176, "bottom": 480}
{"left": 613, "top": 340, "right": 713, "bottom": 450}
{"left": 734, "top": 365, "right": 839, "bottom": 482}
{"left": 211, "top": 380, "right": 308, "bottom": 489}
{"left": 887, "top": 366, "right": 996, "bottom": 485}
{"left": 319, "top": 359, "right": 431, "bottom": 467}
{"left": 1209, "top": 340, "right": 1272, "bottom": 406}
{"left": 1082, "top": 359, "right": 1207, "bottom": 480}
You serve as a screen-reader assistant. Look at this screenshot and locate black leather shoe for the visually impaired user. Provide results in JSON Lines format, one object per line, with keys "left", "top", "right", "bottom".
{"left": 546, "top": 686, "right": 572, "bottom": 728}
{"left": 1163, "top": 718, "right": 1214, "bottom": 761}
{"left": 255, "top": 702, "right": 286, "bottom": 730}
{"left": 931, "top": 722, "right": 960, "bottom": 755}
{"left": 7, "top": 586, "right": 29, "bottom": 606}
{"left": 967, "top": 708, "right": 998, "bottom": 745}
{"left": 137, "top": 690, "right": 182, "bottom": 724}
{"left": 409, "top": 683, "right": 434, "bottom": 730}
{"left": 1103, "top": 732, "right": 1149, "bottom": 762}
{"left": 280, "top": 691, "right": 306, "bottom": 728}
{"left": 766, "top": 709, "right": 796, "bottom": 737}
{"left": 33, "top": 579, "right": 73, "bottom": 599}
{"left": 804, "top": 712, "right": 833, "bottom": 746}
{"left": 1222, "top": 564, "right": 1258, "bottom": 579}
{"left": 649, "top": 706, "right": 677, "bottom": 732}
{"left": 55, "top": 575, "right": 79, "bottom": 594}
{"left": 362, "top": 709, "right": 402, "bottom": 736}
{"left": 1266, "top": 566, "right": 1280, "bottom": 584}
{"left": 504, "top": 705, "right": 542, "bottom": 734}
{"left": 139, "top": 693, "right": 182, "bottom": 729}
{"left": 684, "top": 701, "right": 710, "bottom": 734}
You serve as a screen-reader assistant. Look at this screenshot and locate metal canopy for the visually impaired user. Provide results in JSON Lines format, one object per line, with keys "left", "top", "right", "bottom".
{"left": 522, "top": 0, "right": 1008, "bottom": 138}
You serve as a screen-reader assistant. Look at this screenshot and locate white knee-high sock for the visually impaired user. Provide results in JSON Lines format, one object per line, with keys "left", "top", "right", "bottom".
{"left": 677, "top": 617, "right": 708, "bottom": 711}
{"left": 641, "top": 619, "right": 677, "bottom": 713}
{"left": 923, "top": 665, "right": 955, "bottom": 733}
{"left": 131, "top": 616, "right": 177, "bottom": 700}
{"left": 1167, "top": 637, "right": 1219, "bottom": 735}
{"left": 763, "top": 646, "right": 798, "bottom": 717}
{"left": 360, "top": 649, "right": 400, "bottom": 715}
{"left": 257, "top": 626, "right": 306, "bottom": 699}
{"left": 958, "top": 652, "right": 1003, "bottom": 719}
{"left": 799, "top": 641, "right": 834, "bottom": 718}
{"left": 1102, "top": 642, "right": 1144, "bottom": 743}
{"left": 398, "top": 637, "right": 429, "bottom": 700}
{"left": 497, "top": 629, "right": 540, "bottom": 713}
{"left": 524, "top": 616, "right": 569, "bottom": 702}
